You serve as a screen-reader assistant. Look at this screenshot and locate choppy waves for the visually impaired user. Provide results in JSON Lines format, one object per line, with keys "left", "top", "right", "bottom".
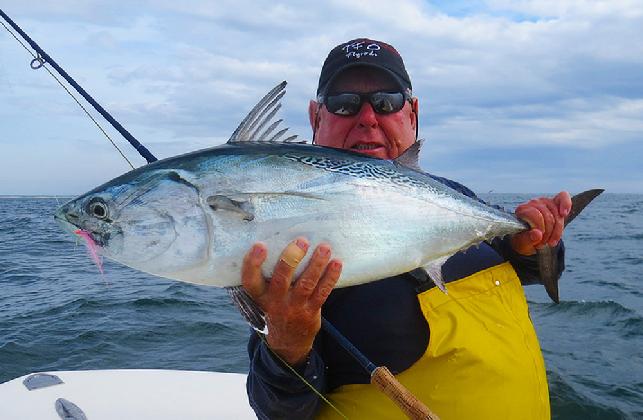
{"left": 1, "top": 195, "right": 642, "bottom": 419}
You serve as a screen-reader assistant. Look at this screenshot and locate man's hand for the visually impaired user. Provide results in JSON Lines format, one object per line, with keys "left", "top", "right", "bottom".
{"left": 241, "top": 237, "right": 342, "bottom": 366}
{"left": 511, "top": 191, "right": 572, "bottom": 256}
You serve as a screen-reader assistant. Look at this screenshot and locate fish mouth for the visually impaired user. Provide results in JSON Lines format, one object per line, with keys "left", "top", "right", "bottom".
{"left": 54, "top": 210, "right": 79, "bottom": 233}
{"left": 54, "top": 209, "right": 108, "bottom": 246}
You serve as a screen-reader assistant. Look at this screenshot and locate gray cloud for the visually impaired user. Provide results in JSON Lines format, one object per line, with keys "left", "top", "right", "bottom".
{"left": 1, "top": 0, "right": 641, "bottom": 194}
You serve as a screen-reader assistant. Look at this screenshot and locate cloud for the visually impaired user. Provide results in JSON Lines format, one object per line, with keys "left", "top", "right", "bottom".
{"left": 487, "top": 0, "right": 643, "bottom": 19}
{"left": 0, "top": 1, "right": 641, "bottom": 194}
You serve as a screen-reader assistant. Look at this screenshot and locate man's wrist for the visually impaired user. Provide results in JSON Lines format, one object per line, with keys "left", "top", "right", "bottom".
{"left": 510, "top": 234, "right": 536, "bottom": 256}
{"left": 267, "top": 341, "right": 313, "bottom": 366}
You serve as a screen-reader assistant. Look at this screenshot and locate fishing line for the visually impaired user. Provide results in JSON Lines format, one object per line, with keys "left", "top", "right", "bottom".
{"left": 256, "top": 332, "right": 349, "bottom": 419}
{"left": 0, "top": 19, "right": 135, "bottom": 170}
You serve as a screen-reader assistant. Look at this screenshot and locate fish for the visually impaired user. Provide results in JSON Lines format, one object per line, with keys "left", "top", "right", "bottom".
{"left": 55, "top": 81, "right": 602, "bottom": 328}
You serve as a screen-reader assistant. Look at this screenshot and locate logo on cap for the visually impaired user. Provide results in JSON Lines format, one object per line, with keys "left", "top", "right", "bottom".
{"left": 341, "top": 41, "right": 382, "bottom": 59}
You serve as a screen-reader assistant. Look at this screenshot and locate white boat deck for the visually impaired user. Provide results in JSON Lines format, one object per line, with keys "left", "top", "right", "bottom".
{"left": 0, "top": 369, "right": 255, "bottom": 419}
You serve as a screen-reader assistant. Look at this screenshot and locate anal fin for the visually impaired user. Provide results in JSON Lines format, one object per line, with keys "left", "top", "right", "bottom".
{"left": 422, "top": 255, "right": 450, "bottom": 294}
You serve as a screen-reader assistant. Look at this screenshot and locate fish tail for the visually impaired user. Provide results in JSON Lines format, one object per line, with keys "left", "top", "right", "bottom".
{"left": 540, "top": 188, "right": 604, "bottom": 303}
{"left": 538, "top": 245, "right": 559, "bottom": 303}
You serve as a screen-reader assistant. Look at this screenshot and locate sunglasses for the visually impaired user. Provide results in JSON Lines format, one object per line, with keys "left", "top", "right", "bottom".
{"left": 319, "top": 91, "right": 411, "bottom": 116}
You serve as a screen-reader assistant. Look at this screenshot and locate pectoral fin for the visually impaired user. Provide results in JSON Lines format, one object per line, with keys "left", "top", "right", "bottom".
{"left": 207, "top": 191, "right": 325, "bottom": 222}
{"left": 207, "top": 195, "right": 255, "bottom": 221}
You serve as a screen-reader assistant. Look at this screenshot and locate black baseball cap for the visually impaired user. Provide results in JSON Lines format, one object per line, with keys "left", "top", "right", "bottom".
{"left": 316, "top": 38, "right": 412, "bottom": 98}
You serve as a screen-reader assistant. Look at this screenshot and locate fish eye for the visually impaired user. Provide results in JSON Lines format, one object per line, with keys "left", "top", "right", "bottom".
{"left": 87, "top": 198, "right": 109, "bottom": 220}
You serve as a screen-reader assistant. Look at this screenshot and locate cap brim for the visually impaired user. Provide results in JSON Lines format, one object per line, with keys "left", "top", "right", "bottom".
{"left": 318, "top": 63, "right": 410, "bottom": 96}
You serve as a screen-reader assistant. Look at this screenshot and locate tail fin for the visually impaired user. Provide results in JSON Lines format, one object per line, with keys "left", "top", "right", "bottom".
{"left": 539, "top": 189, "right": 604, "bottom": 303}
{"left": 564, "top": 189, "right": 604, "bottom": 227}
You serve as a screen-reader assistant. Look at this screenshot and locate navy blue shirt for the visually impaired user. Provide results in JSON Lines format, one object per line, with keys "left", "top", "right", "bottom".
{"left": 246, "top": 177, "right": 564, "bottom": 419}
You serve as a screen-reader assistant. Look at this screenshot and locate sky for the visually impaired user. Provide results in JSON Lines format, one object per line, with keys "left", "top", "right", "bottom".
{"left": 0, "top": 0, "right": 642, "bottom": 195}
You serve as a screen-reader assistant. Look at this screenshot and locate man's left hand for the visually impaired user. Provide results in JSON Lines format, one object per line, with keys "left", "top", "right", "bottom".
{"left": 510, "top": 191, "right": 572, "bottom": 256}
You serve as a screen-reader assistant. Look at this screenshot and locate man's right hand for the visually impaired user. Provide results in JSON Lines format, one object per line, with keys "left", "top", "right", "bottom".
{"left": 241, "top": 238, "right": 342, "bottom": 366}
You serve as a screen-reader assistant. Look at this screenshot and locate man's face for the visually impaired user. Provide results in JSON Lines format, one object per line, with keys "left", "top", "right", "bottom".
{"left": 309, "top": 67, "right": 418, "bottom": 160}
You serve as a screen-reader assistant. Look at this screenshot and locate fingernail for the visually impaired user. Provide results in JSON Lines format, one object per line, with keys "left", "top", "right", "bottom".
{"left": 318, "top": 245, "right": 330, "bottom": 257}
{"left": 331, "top": 260, "right": 342, "bottom": 270}
{"left": 295, "top": 238, "right": 308, "bottom": 251}
{"left": 529, "top": 231, "right": 540, "bottom": 242}
{"left": 252, "top": 245, "right": 264, "bottom": 257}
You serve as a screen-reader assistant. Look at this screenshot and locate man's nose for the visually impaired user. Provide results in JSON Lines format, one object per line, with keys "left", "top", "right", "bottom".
{"left": 356, "top": 102, "right": 378, "bottom": 128}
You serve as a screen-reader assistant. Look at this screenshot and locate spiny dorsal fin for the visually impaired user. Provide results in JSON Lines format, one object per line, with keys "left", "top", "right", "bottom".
{"left": 394, "top": 139, "right": 424, "bottom": 172}
{"left": 227, "top": 81, "right": 307, "bottom": 144}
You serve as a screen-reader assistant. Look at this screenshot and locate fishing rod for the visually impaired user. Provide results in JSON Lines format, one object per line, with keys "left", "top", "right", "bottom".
{"left": 321, "top": 317, "right": 440, "bottom": 420}
{"left": 0, "top": 8, "right": 157, "bottom": 164}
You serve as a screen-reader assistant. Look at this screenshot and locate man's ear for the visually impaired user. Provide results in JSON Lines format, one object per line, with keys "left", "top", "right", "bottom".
{"left": 308, "top": 100, "right": 320, "bottom": 131}
{"left": 410, "top": 97, "right": 419, "bottom": 130}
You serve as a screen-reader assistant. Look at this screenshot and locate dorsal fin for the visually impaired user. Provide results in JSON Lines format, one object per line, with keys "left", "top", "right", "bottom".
{"left": 394, "top": 139, "right": 424, "bottom": 172}
{"left": 227, "top": 81, "right": 306, "bottom": 144}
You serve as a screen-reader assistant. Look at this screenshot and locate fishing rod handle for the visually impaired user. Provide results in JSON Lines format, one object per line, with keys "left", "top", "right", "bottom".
{"left": 370, "top": 366, "right": 440, "bottom": 420}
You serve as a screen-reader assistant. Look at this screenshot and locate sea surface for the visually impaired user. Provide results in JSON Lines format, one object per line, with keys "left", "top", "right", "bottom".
{"left": 0, "top": 194, "right": 641, "bottom": 419}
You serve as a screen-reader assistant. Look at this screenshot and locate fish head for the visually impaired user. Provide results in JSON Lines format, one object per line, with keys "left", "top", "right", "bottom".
{"left": 55, "top": 169, "right": 209, "bottom": 277}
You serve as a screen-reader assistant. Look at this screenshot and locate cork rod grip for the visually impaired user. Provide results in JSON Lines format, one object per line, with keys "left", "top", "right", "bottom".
{"left": 370, "top": 366, "right": 440, "bottom": 420}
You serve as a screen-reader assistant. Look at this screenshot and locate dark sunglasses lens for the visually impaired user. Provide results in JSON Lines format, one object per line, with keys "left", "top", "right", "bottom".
{"left": 325, "top": 93, "right": 362, "bottom": 116}
{"left": 370, "top": 92, "right": 405, "bottom": 114}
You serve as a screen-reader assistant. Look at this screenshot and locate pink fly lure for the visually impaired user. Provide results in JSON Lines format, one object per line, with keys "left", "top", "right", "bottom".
{"left": 74, "top": 229, "right": 104, "bottom": 275}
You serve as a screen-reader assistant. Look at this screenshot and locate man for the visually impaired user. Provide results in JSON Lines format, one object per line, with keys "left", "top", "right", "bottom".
{"left": 242, "top": 38, "right": 571, "bottom": 419}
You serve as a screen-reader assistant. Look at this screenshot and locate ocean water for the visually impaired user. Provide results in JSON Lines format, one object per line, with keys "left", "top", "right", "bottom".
{"left": 0, "top": 194, "right": 641, "bottom": 419}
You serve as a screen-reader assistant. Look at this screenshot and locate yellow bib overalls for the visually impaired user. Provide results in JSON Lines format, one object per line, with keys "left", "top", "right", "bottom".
{"left": 317, "top": 262, "right": 550, "bottom": 420}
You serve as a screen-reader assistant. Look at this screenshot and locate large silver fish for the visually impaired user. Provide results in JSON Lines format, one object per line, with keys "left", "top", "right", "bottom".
{"left": 55, "top": 82, "right": 601, "bottom": 311}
